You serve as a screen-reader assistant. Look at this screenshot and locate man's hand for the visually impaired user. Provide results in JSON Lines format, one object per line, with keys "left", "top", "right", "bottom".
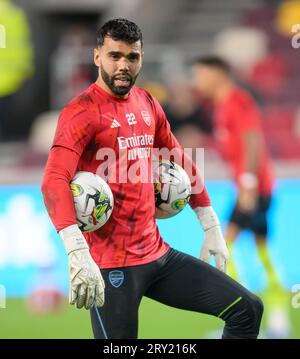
{"left": 194, "top": 206, "right": 228, "bottom": 273}
{"left": 59, "top": 224, "right": 105, "bottom": 309}
{"left": 68, "top": 248, "right": 105, "bottom": 309}
{"left": 200, "top": 225, "right": 228, "bottom": 273}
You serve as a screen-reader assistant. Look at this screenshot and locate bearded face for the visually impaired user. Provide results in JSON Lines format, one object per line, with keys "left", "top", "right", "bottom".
{"left": 94, "top": 37, "right": 143, "bottom": 97}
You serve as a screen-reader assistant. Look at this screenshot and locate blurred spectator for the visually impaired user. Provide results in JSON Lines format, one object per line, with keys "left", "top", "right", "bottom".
{"left": 212, "top": 26, "right": 268, "bottom": 76}
{"left": 164, "top": 82, "right": 213, "bottom": 149}
{"left": 245, "top": 53, "right": 288, "bottom": 102}
{"left": 29, "top": 111, "right": 59, "bottom": 155}
{"left": 0, "top": 0, "right": 34, "bottom": 140}
{"left": 142, "top": 81, "right": 169, "bottom": 105}
{"left": 294, "top": 106, "right": 300, "bottom": 139}
{"left": 50, "top": 25, "right": 95, "bottom": 109}
{"left": 20, "top": 111, "right": 60, "bottom": 167}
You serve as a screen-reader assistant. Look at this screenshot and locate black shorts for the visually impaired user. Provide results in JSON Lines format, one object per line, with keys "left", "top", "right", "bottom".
{"left": 90, "top": 247, "right": 263, "bottom": 339}
{"left": 229, "top": 195, "right": 271, "bottom": 237}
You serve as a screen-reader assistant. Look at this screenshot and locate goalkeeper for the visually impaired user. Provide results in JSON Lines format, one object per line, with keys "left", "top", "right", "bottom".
{"left": 41, "top": 18, "right": 263, "bottom": 339}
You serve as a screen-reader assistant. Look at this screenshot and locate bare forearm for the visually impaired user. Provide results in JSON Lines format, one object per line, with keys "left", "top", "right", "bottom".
{"left": 243, "top": 131, "right": 260, "bottom": 175}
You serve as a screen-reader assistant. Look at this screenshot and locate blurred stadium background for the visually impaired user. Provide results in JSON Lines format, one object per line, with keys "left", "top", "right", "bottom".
{"left": 0, "top": 0, "right": 300, "bottom": 338}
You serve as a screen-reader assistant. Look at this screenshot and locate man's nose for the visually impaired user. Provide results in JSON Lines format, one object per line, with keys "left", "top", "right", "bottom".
{"left": 118, "top": 58, "right": 130, "bottom": 72}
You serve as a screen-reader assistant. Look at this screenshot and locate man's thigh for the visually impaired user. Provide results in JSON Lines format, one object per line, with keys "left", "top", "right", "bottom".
{"left": 145, "top": 248, "right": 257, "bottom": 319}
{"left": 90, "top": 260, "right": 159, "bottom": 339}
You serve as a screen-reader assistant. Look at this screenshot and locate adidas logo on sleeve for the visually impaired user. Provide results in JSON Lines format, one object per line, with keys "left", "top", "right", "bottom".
{"left": 110, "top": 119, "right": 121, "bottom": 128}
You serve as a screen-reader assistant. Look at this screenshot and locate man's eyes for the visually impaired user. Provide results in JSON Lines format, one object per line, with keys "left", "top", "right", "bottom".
{"left": 108, "top": 54, "right": 139, "bottom": 61}
{"left": 110, "top": 54, "right": 121, "bottom": 60}
{"left": 128, "top": 54, "right": 140, "bottom": 62}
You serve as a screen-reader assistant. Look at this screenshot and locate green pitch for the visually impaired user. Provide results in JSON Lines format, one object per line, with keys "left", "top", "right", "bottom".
{"left": 0, "top": 297, "right": 299, "bottom": 338}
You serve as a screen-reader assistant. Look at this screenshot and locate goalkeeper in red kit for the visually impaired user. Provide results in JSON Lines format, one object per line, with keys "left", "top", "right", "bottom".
{"left": 41, "top": 18, "right": 263, "bottom": 339}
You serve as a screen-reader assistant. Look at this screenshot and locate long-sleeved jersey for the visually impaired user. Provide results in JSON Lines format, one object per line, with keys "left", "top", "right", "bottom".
{"left": 42, "top": 83, "right": 210, "bottom": 268}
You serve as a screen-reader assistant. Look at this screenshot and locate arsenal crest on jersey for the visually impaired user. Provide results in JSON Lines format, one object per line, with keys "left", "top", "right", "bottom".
{"left": 141, "top": 110, "right": 151, "bottom": 126}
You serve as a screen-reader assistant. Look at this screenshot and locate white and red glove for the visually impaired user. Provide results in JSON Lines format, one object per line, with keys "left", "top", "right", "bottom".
{"left": 59, "top": 224, "right": 105, "bottom": 309}
{"left": 194, "top": 206, "right": 228, "bottom": 273}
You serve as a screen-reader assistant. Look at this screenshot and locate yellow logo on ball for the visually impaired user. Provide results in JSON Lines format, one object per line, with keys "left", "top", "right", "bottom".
{"left": 70, "top": 184, "right": 83, "bottom": 197}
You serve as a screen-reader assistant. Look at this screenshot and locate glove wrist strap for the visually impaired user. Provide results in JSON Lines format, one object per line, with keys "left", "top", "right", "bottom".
{"left": 193, "top": 206, "right": 220, "bottom": 231}
{"left": 59, "top": 224, "right": 89, "bottom": 255}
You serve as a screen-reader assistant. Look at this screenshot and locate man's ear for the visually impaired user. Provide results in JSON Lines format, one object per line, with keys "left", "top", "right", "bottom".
{"left": 94, "top": 47, "right": 101, "bottom": 67}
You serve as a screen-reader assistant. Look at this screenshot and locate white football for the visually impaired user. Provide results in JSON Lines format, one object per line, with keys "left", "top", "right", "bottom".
{"left": 70, "top": 171, "right": 114, "bottom": 232}
{"left": 153, "top": 160, "right": 191, "bottom": 219}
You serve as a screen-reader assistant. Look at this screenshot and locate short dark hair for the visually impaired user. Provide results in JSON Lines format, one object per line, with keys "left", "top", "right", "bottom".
{"left": 96, "top": 18, "right": 143, "bottom": 48}
{"left": 192, "top": 55, "right": 231, "bottom": 74}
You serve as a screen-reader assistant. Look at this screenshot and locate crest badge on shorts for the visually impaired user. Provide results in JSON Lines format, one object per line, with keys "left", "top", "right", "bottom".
{"left": 109, "top": 270, "right": 124, "bottom": 288}
{"left": 141, "top": 110, "right": 151, "bottom": 127}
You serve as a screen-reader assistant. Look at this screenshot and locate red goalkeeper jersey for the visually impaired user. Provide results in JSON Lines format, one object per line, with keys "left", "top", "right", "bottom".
{"left": 42, "top": 83, "right": 210, "bottom": 268}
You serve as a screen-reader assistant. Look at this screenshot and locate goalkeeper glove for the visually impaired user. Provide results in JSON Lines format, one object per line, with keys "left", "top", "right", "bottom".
{"left": 194, "top": 206, "right": 228, "bottom": 273}
{"left": 59, "top": 224, "right": 105, "bottom": 309}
